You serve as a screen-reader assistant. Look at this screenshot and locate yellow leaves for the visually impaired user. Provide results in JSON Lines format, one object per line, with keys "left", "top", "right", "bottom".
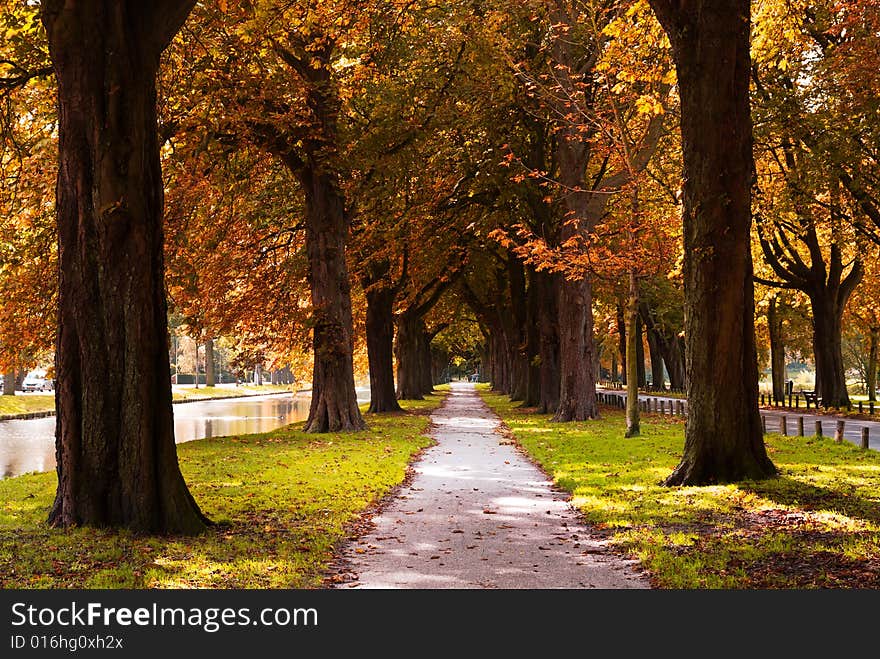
{"left": 217, "top": 0, "right": 228, "bottom": 13}
{"left": 635, "top": 95, "right": 664, "bottom": 116}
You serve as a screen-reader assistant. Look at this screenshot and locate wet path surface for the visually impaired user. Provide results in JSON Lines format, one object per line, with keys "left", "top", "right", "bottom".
{"left": 336, "top": 383, "right": 648, "bottom": 589}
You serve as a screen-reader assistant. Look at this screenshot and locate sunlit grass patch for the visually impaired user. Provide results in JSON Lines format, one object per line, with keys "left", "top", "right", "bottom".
{"left": 0, "top": 391, "right": 447, "bottom": 589}
{"left": 480, "top": 388, "right": 880, "bottom": 589}
{"left": 0, "top": 395, "right": 55, "bottom": 415}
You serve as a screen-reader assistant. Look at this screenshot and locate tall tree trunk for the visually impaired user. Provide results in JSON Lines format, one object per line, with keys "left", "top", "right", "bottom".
{"left": 809, "top": 292, "right": 850, "bottom": 408}
{"left": 767, "top": 297, "right": 786, "bottom": 403}
{"left": 617, "top": 303, "right": 627, "bottom": 385}
{"left": 611, "top": 352, "right": 618, "bottom": 384}
{"left": 554, "top": 275, "right": 599, "bottom": 421}
{"left": 536, "top": 271, "right": 560, "bottom": 414}
{"left": 649, "top": 0, "right": 776, "bottom": 484}
{"left": 636, "top": 315, "right": 646, "bottom": 388}
{"left": 868, "top": 327, "right": 878, "bottom": 402}
{"left": 625, "top": 271, "right": 640, "bottom": 437}
{"left": 508, "top": 256, "right": 529, "bottom": 401}
{"left": 524, "top": 268, "right": 542, "bottom": 407}
{"left": 664, "top": 335, "right": 686, "bottom": 392}
{"left": 396, "top": 310, "right": 425, "bottom": 400}
{"left": 645, "top": 325, "right": 665, "bottom": 391}
{"left": 301, "top": 168, "right": 364, "bottom": 432}
{"left": 42, "top": 0, "right": 207, "bottom": 533}
{"left": 193, "top": 342, "right": 200, "bottom": 388}
{"left": 419, "top": 329, "right": 434, "bottom": 395}
{"left": 365, "top": 285, "right": 401, "bottom": 413}
{"left": 205, "top": 338, "right": 215, "bottom": 388}
{"left": 3, "top": 370, "right": 14, "bottom": 395}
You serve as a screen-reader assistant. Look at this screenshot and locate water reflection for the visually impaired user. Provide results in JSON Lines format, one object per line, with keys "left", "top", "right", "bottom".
{"left": 0, "top": 391, "right": 367, "bottom": 480}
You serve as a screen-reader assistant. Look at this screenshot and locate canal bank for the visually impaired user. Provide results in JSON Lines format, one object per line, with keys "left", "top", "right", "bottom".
{"left": 0, "top": 387, "right": 366, "bottom": 479}
{"left": 0, "top": 385, "right": 309, "bottom": 422}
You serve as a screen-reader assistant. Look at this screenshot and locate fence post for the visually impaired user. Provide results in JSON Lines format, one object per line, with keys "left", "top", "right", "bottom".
{"left": 835, "top": 420, "right": 845, "bottom": 444}
{"left": 660, "top": 400, "right": 666, "bottom": 415}
{"left": 861, "top": 427, "right": 869, "bottom": 450}
{"left": 859, "top": 401, "right": 863, "bottom": 414}
{"left": 676, "top": 400, "right": 683, "bottom": 416}
{"left": 815, "top": 420, "right": 823, "bottom": 437}
{"left": 780, "top": 416, "right": 787, "bottom": 436}
{"left": 761, "top": 415, "right": 767, "bottom": 435}
{"left": 797, "top": 417, "right": 804, "bottom": 437}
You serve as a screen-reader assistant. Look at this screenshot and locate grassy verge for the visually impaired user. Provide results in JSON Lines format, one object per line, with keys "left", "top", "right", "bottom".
{"left": 0, "top": 395, "right": 55, "bottom": 416}
{"left": 480, "top": 387, "right": 880, "bottom": 589}
{"left": 0, "top": 391, "right": 447, "bottom": 588}
{"left": 171, "top": 384, "right": 298, "bottom": 402}
{"left": 0, "top": 385, "right": 301, "bottom": 417}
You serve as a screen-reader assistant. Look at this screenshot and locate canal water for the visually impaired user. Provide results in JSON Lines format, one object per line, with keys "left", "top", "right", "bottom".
{"left": 0, "top": 390, "right": 367, "bottom": 480}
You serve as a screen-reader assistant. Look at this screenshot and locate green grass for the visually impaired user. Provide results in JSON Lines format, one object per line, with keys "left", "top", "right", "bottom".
{"left": 480, "top": 387, "right": 880, "bottom": 589}
{"left": 171, "top": 384, "right": 298, "bottom": 401}
{"left": 0, "top": 394, "right": 55, "bottom": 416}
{"left": 0, "top": 385, "right": 299, "bottom": 417}
{"left": 0, "top": 393, "right": 447, "bottom": 589}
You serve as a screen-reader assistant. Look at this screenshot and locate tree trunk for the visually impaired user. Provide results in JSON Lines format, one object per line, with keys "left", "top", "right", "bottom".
{"left": 616, "top": 302, "right": 627, "bottom": 385}
{"left": 42, "top": 0, "right": 207, "bottom": 533}
{"left": 301, "top": 168, "right": 364, "bottom": 432}
{"left": 636, "top": 315, "right": 646, "bottom": 388}
{"left": 419, "top": 328, "right": 434, "bottom": 395}
{"left": 767, "top": 297, "right": 786, "bottom": 403}
{"left": 205, "top": 338, "right": 215, "bottom": 388}
{"left": 810, "top": 292, "right": 850, "bottom": 408}
{"left": 193, "top": 343, "right": 200, "bottom": 388}
{"left": 536, "top": 272, "right": 560, "bottom": 414}
{"left": 554, "top": 275, "right": 599, "bottom": 421}
{"left": 645, "top": 325, "right": 665, "bottom": 391}
{"left": 3, "top": 370, "right": 14, "bottom": 395}
{"left": 365, "top": 285, "right": 401, "bottom": 413}
{"left": 649, "top": 0, "right": 776, "bottom": 484}
{"left": 524, "top": 268, "right": 542, "bottom": 407}
{"left": 868, "top": 327, "right": 878, "bottom": 402}
{"left": 665, "top": 335, "right": 686, "bottom": 392}
{"left": 396, "top": 310, "right": 425, "bottom": 400}
{"left": 625, "top": 271, "right": 640, "bottom": 437}
{"left": 508, "top": 256, "right": 529, "bottom": 401}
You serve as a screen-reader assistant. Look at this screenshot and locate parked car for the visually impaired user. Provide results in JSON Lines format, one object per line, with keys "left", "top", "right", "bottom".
{"left": 22, "top": 377, "right": 52, "bottom": 392}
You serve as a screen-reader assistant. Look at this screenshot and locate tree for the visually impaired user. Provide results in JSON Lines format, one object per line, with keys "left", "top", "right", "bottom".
{"left": 40, "top": 0, "right": 208, "bottom": 532}
{"left": 648, "top": 0, "right": 776, "bottom": 484}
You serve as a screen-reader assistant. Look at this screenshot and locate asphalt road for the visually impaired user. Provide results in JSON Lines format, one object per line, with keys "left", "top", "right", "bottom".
{"left": 597, "top": 388, "right": 880, "bottom": 451}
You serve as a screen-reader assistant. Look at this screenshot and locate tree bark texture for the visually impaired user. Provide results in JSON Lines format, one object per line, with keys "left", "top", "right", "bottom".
{"left": 767, "top": 297, "right": 785, "bottom": 403}
{"left": 364, "top": 284, "right": 401, "bottom": 413}
{"left": 301, "top": 168, "right": 364, "bottom": 431}
{"left": 809, "top": 291, "right": 851, "bottom": 408}
{"left": 625, "top": 271, "right": 641, "bottom": 437}
{"left": 42, "top": 0, "right": 208, "bottom": 533}
{"left": 535, "top": 271, "right": 560, "bottom": 414}
{"left": 3, "top": 370, "right": 14, "bottom": 395}
{"left": 205, "top": 338, "right": 215, "bottom": 388}
{"left": 396, "top": 310, "right": 426, "bottom": 400}
{"left": 645, "top": 324, "right": 665, "bottom": 390}
{"left": 868, "top": 327, "right": 878, "bottom": 402}
{"left": 649, "top": 0, "right": 776, "bottom": 484}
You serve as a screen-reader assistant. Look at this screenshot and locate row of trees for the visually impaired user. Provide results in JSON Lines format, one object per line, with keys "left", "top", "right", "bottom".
{"left": 1, "top": 0, "right": 878, "bottom": 533}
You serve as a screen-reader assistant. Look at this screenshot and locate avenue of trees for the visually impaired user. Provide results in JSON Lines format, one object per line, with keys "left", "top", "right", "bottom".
{"left": 1, "top": 0, "right": 879, "bottom": 532}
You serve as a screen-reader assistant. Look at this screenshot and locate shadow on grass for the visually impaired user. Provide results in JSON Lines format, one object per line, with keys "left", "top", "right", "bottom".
{"left": 742, "top": 475, "right": 880, "bottom": 527}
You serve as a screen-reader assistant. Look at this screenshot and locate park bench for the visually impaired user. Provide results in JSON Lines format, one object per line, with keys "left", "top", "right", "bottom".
{"left": 802, "top": 390, "right": 821, "bottom": 408}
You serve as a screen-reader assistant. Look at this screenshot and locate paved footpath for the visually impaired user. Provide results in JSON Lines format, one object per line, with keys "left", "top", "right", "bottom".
{"left": 335, "top": 383, "right": 648, "bottom": 589}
